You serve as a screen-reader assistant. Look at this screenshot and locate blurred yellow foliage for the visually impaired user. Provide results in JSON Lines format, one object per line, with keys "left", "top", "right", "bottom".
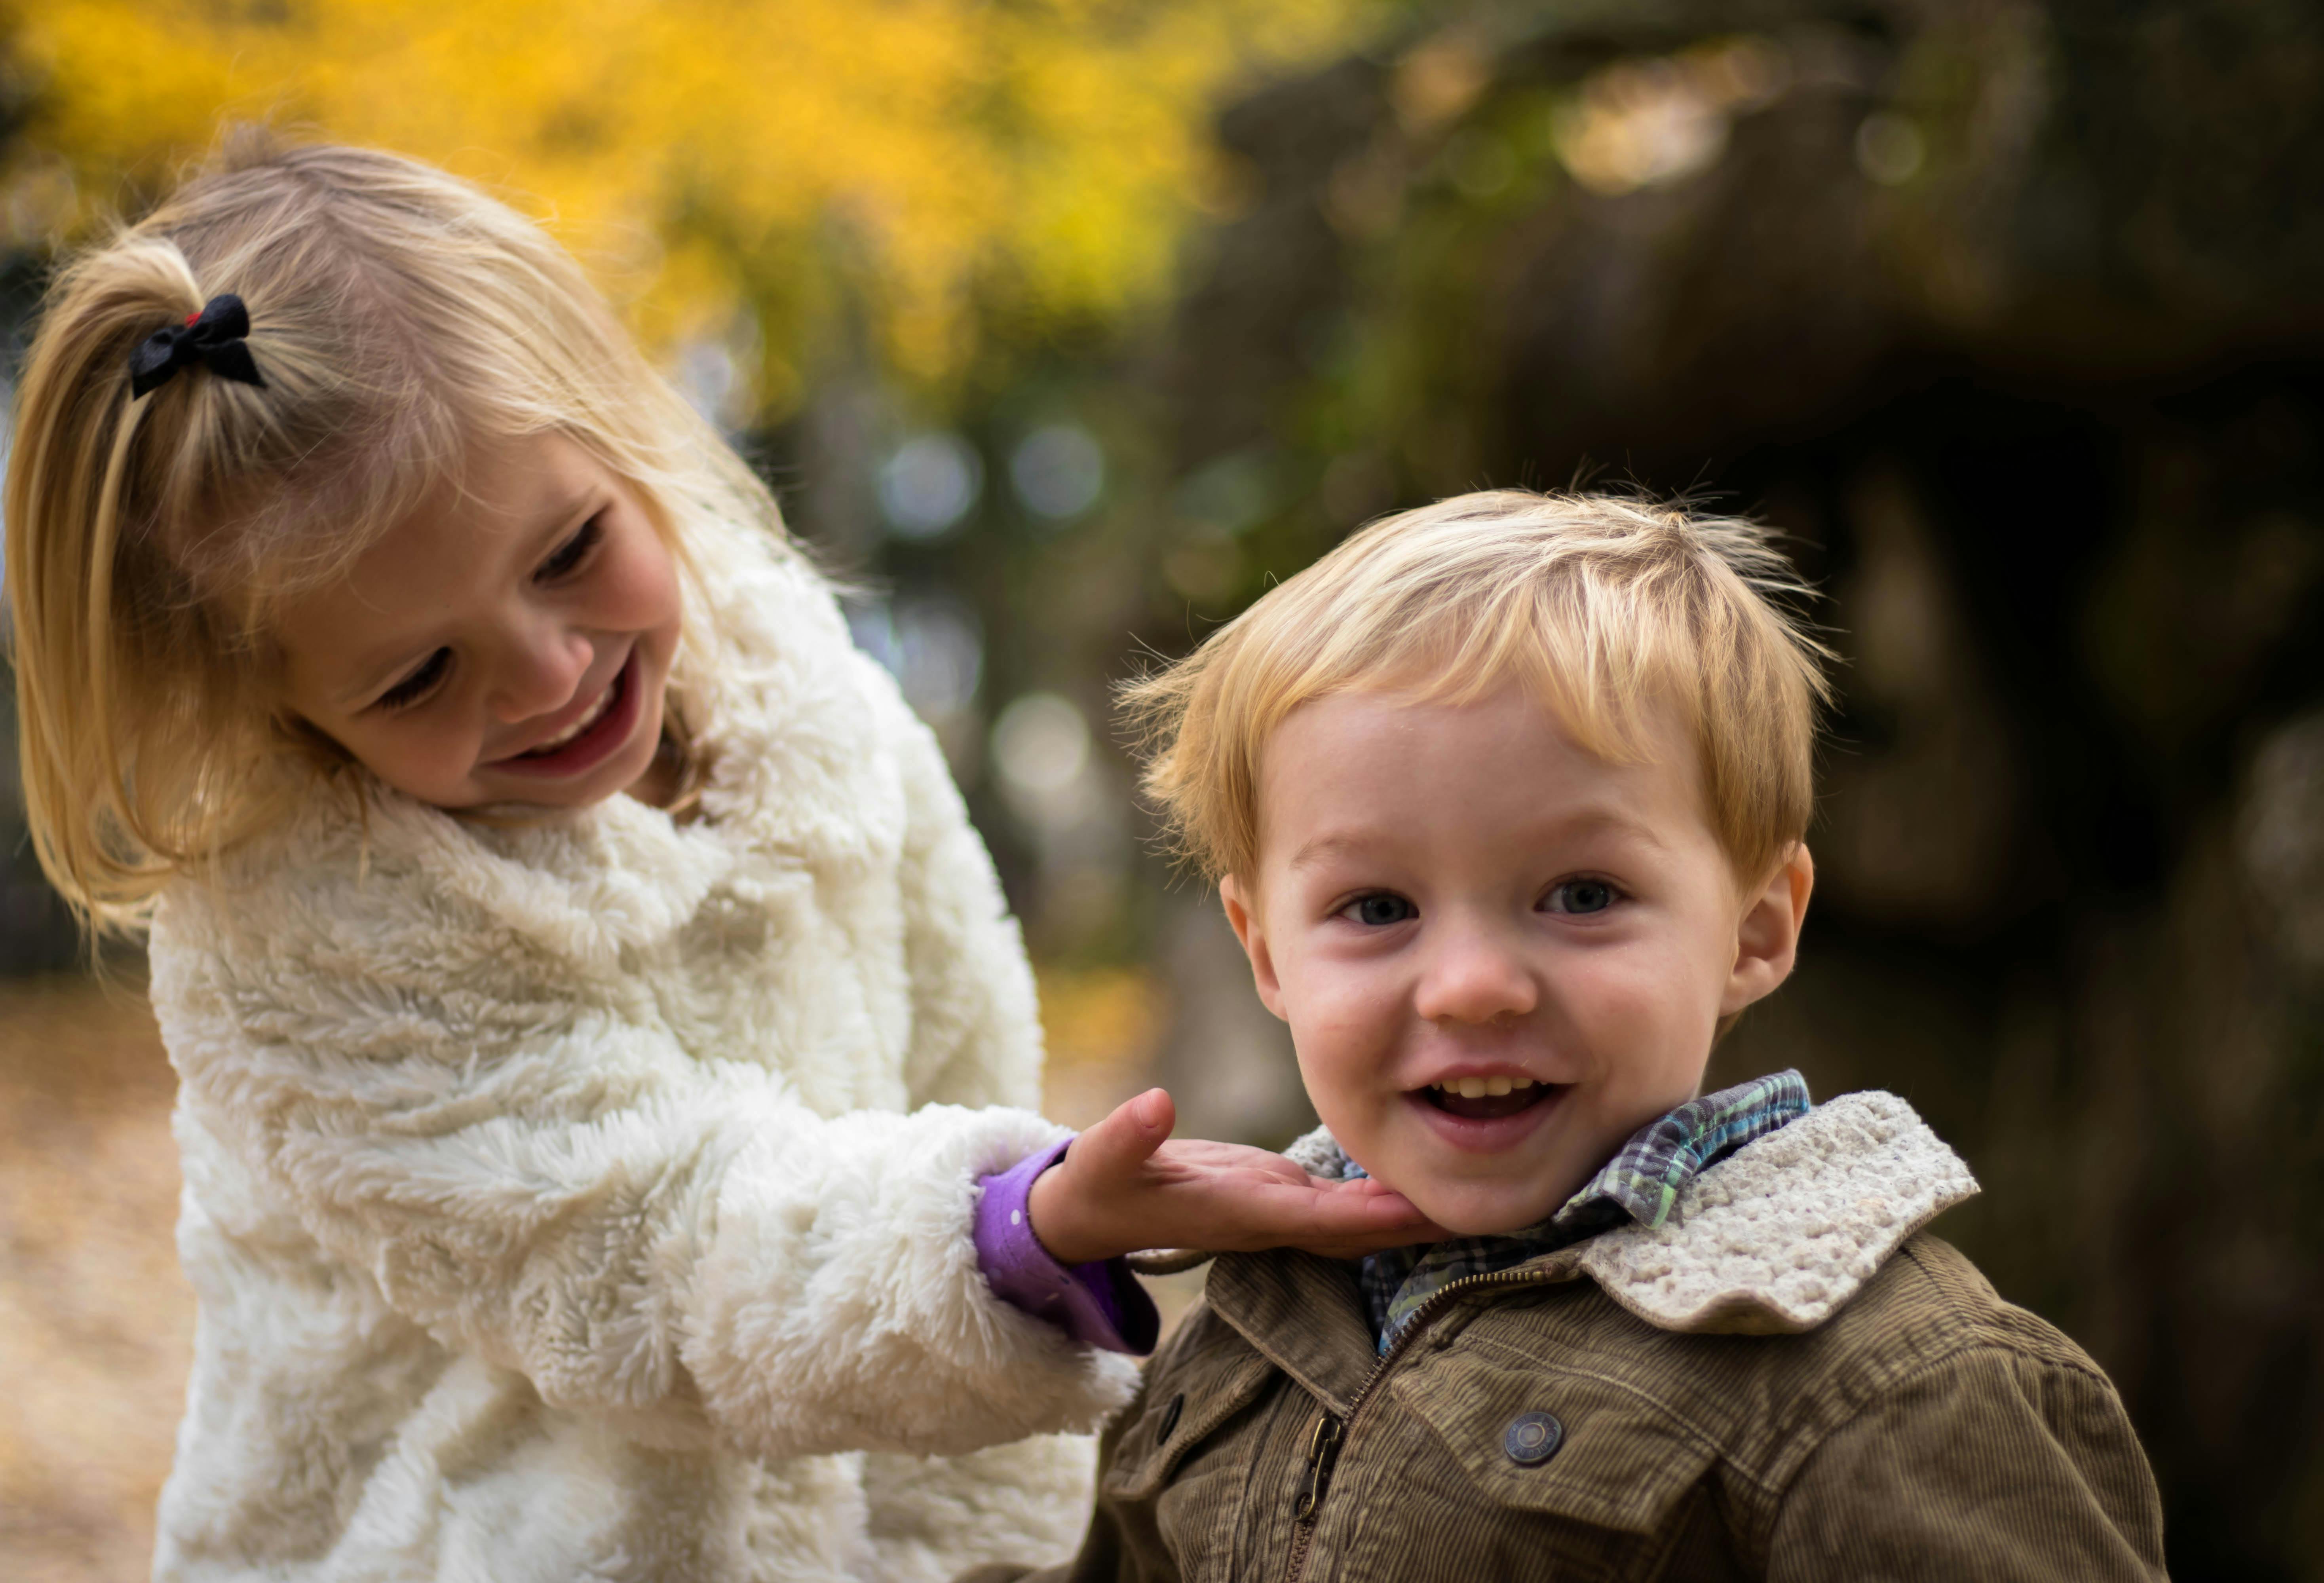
{"left": 1035, "top": 962, "right": 1166, "bottom": 1072}
{"left": 2, "top": 0, "right": 1368, "bottom": 411}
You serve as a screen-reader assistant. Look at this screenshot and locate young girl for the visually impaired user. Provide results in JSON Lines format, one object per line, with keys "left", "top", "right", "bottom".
{"left": 5, "top": 138, "right": 1425, "bottom": 1581}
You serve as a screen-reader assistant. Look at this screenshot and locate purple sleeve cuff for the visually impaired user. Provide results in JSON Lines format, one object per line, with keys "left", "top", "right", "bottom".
{"left": 975, "top": 1137, "right": 1159, "bottom": 1356}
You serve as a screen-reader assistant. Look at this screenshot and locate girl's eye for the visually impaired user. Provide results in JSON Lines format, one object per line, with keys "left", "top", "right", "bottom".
{"left": 535, "top": 514, "right": 605, "bottom": 583}
{"left": 1343, "top": 893, "right": 1418, "bottom": 927}
{"left": 1543, "top": 879, "right": 1620, "bottom": 916}
{"left": 375, "top": 647, "right": 451, "bottom": 711}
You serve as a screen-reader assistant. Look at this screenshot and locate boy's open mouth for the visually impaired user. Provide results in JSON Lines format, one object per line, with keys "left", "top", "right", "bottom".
{"left": 1419, "top": 1076, "right": 1560, "bottom": 1122}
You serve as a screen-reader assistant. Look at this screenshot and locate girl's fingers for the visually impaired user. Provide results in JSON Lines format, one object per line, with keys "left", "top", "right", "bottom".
{"left": 1289, "top": 1191, "right": 1444, "bottom": 1256}
{"left": 1199, "top": 1177, "right": 1440, "bottom": 1253}
{"left": 1070, "top": 1087, "right": 1177, "bottom": 1188}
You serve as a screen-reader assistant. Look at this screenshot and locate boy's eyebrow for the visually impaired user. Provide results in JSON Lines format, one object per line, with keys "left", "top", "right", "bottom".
{"left": 1285, "top": 832, "right": 1376, "bottom": 872}
{"left": 1285, "top": 809, "right": 1670, "bottom": 872}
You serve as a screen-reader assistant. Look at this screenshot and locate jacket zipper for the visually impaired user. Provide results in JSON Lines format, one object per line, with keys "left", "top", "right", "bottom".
{"left": 1281, "top": 1266, "right": 1552, "bottom": 1583}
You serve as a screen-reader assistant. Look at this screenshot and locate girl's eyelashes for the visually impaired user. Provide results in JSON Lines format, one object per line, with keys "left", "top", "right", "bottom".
{"left": 1541, "top": 877, "right": 1622, "bottom": 915}
{"left": 534, "top": 512, "right": 605, "bottom": 583}
{"left": 1339, "top": 891, "right": 1418, "bottom": 927}
{"left": 374, "top": 647, "right": 451, "bottom": 712}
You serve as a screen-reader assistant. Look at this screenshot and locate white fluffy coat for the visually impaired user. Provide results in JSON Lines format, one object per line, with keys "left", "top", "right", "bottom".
{"left": 146, "top": 511, "right": 1138, "bottom": 1581}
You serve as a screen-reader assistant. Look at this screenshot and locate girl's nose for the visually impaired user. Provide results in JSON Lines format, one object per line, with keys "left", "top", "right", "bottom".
{"left": 488, "top": 623, "right": 595, "bottom": 724}
{"left": 1413, "top": 918, "right": 1541, "bottom": 1026}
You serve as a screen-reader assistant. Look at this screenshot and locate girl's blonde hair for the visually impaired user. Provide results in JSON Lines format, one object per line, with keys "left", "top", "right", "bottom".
{"left": 1122, "top": 490, "right": 1835, "bottom": 886}
{"left": 6, "top": 133, "right": 784, "bottom": 935}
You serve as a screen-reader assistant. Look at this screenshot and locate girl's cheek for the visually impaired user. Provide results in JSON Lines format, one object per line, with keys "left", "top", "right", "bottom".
{"left": 610, "top": 534, "right": 683, "bottom": 627}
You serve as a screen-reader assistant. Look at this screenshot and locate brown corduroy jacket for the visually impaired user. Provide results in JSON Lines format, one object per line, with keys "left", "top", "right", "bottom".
{"left": 973, "top": 1092, "right": 2168, "bottom": 1583}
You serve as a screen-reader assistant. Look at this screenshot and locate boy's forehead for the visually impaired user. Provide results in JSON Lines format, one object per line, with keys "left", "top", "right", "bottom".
{"left": 1251, "top": 684, "right": 1710, "bottom": 867}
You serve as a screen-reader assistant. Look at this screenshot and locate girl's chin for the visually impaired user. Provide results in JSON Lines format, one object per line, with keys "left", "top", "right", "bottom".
{"left": 473, "top": 672, "right": 669, "bottom": 809}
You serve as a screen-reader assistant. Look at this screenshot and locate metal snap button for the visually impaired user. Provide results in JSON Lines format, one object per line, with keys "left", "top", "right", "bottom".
{"left": 1504, "top": 1410, "right": 1564, "bottom": 1466}
{"left": 1157, "top": 1392, "right": 1185, "bottom": 1443}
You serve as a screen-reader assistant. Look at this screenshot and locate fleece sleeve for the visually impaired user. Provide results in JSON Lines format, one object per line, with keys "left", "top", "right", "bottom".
{"left": 150, "top": 921, "right": 1140, "bottom": 1466}
{"left": 1767, "top": 1346, "right": 2168, "bottom": 1582}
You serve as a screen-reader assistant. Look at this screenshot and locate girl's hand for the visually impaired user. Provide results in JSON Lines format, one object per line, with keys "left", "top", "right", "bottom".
{"left": 1024, "top": 1088, "right": 1442, "bottom": 1266}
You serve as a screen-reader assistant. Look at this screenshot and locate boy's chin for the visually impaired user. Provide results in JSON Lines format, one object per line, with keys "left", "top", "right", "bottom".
{"left": 1401, "top": 1180, "right": 1570, "bottom": 1239}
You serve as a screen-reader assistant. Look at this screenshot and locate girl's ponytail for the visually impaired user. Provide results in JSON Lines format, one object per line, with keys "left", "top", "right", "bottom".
{"left": 7, "top": 234, "right": 280, "bottom": 931}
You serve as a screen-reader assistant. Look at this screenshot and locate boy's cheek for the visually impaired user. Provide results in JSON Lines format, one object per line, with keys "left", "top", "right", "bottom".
{"left": 1562, "top": 951, "right": 1718, "bottom": 1068}
{"left": 1284, "top": 968, "right": 1404, "bottom": 1068}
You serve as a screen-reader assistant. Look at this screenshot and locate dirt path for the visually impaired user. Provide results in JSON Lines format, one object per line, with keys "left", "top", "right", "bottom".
{"left": 0, "top": 975, "right": 191, "bottom": 1583}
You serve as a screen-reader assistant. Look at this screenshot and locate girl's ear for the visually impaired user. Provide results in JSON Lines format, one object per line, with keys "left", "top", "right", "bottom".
{"left": 1722, "top": 842, "right": 1815, "bottom": 1018}
{"left": 1217, "top": 874, "right": 1288, "bottom": 1021}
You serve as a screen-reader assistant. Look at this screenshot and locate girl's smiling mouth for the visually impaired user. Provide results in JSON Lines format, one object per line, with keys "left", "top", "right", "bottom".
{"left": 487, "top": 648, "right": 642, "bottom": 779}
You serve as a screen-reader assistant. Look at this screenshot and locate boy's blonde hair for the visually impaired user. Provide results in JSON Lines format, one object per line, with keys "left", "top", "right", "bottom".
{"left": 6, "top": 134, "right": 784, "bottom": 933}
{"left": 1123, "top": 490, "right": 1834, "bottom": 886}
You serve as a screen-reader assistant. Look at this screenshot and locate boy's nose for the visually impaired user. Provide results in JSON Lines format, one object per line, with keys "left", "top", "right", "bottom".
{"left": 1413, "top": 921, "right": 1540, "bottom": 1026}
{"left": 489, "top": 626, "right": 596, "bottom": 725}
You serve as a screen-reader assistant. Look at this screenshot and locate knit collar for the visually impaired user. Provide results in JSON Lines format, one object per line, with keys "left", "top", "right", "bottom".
{"left": 1214, "top": 1090, "right": 1978, "bottom": 1399}
{"left": 1347, "top": 1071, "right": 1814, "bottom": 1350}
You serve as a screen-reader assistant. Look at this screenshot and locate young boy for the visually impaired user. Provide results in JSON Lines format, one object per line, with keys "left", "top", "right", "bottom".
{"left": 982, "top": 490, "right": 2167, "bottom": 1581}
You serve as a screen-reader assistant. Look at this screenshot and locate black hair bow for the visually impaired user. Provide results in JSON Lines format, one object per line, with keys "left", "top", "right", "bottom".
{"left": 128, "top": 294, "right": 266, "bottom": 400}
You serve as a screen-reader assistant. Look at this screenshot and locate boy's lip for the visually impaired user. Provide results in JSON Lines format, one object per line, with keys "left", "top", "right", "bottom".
{"left": 1400, "top": 1080, "right": 1571, "bottom": 1154}
{"left": 485, "top": 647, "right": 642, "bottom": 778}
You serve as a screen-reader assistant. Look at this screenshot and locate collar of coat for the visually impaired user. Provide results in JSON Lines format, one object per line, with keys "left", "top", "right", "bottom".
{"left": 1349, "top": 1070, "right": 1815, "bottom": 1351}
{"left": 1199, "top": 1090, "right": 1978, "bottom": 1411}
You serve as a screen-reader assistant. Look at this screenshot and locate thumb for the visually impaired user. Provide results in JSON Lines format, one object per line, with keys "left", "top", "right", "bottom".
{"left": 1072, "top": 1087, "right": 1176, "bottom": 1183}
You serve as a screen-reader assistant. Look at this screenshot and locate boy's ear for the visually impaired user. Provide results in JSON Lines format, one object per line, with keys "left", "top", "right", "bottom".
{"left": 1217, "top": 875, "right": 1288, "bottom": 1022}
{"left": 1722, "top": 842, "right": 1815, "bottom": 1018}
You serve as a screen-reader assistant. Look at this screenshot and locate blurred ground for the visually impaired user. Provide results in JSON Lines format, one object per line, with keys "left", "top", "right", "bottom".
{"left": 0, "top": 975, "right": 190, "bottom": 1583}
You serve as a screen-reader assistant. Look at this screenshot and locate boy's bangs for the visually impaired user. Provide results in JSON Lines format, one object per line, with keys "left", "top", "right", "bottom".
{"left": 1279, "top": 556, "right": 1703, "bottom": 778}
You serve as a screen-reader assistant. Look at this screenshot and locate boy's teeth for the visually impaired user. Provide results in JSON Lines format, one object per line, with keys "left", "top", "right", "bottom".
{"left": 1428, "top": 1076, "right": 1541, "bottom": 1095}
{"left": 1484, "top": 1076, "right": 1512, "bottom": 1097}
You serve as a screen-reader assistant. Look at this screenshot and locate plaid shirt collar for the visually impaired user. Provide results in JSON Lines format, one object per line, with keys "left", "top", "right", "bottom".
{"left": 1349, "top": 1070, "right": 1813, "bottom": 1352}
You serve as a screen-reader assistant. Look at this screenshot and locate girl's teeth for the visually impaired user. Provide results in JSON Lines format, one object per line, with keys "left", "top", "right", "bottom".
{"left": 1429, "top": 1076, "right": 1541, "bottom": 1095}
{"left": 534, "top": 683, "right": 614, "bottom": 751}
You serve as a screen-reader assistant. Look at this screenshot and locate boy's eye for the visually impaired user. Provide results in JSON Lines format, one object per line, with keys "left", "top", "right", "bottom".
{"left": 375, "top": 647, "right": 451, "bottom": 711}
{"left": 1344, "top": 893, "right": 1418, "bottom": 927}
{"left": 1543, "top": 879, "right": 1619, "bottom": 915}
{"left": 535, "top": 514, "right": 605, "bottom": 583}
